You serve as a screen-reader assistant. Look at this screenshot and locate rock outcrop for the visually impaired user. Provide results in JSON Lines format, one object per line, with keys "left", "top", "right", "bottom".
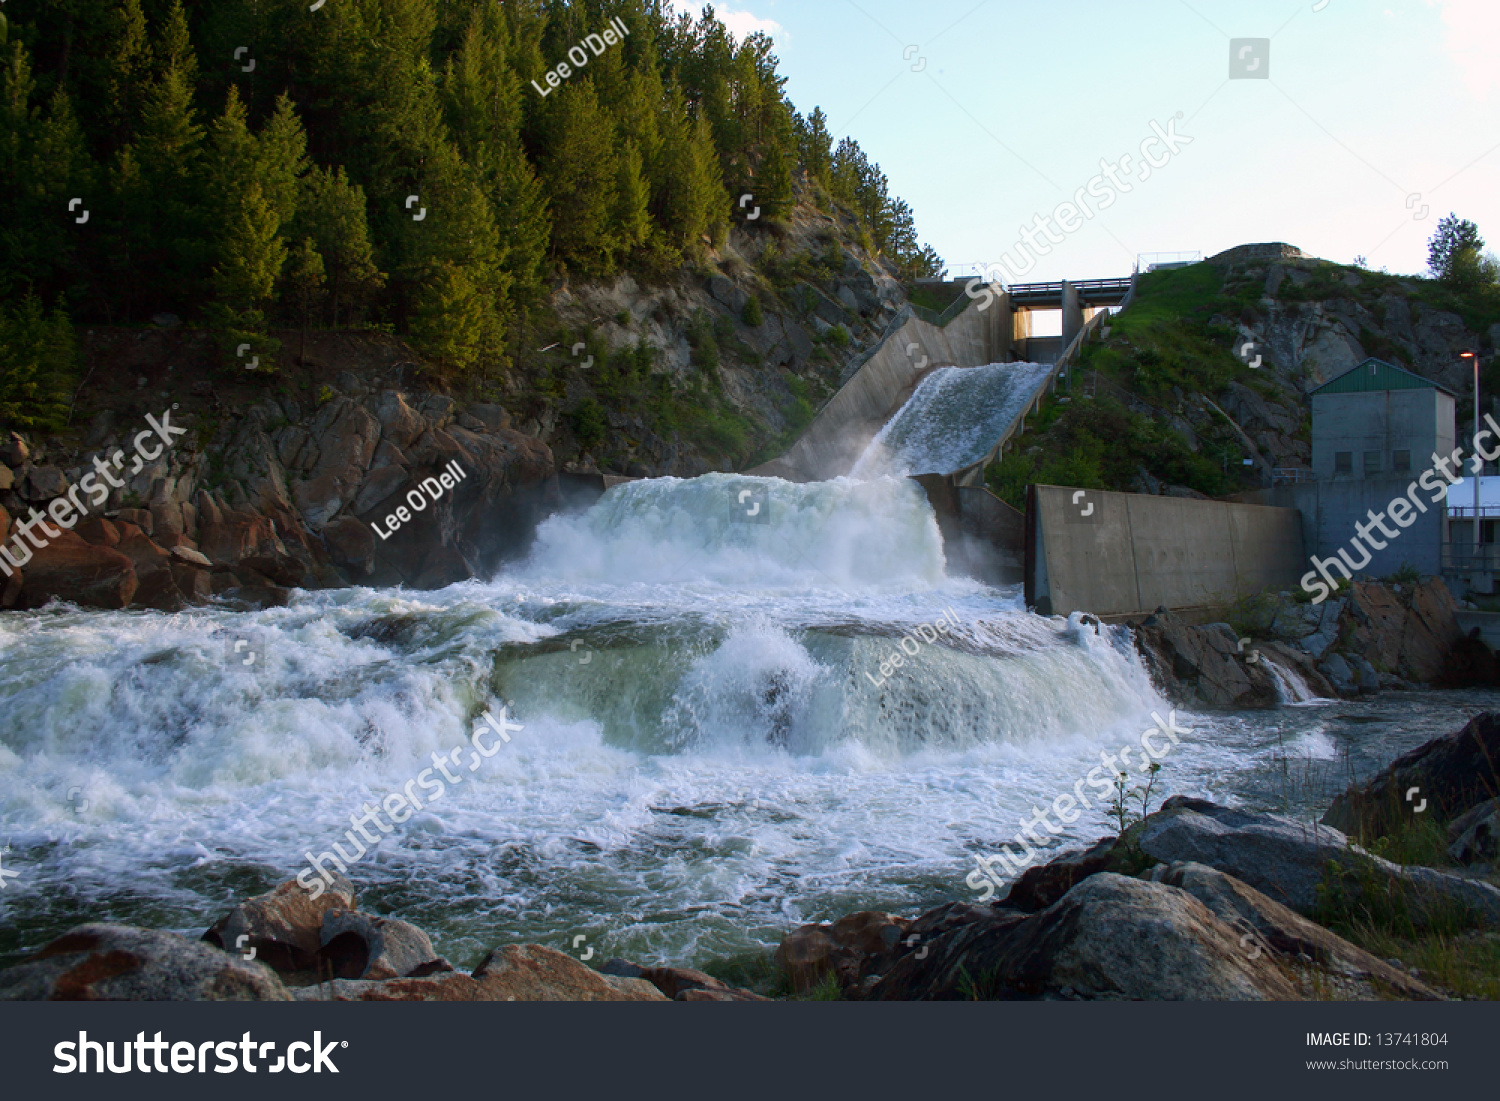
{"left": 1322, "top": 711, "right": 1500, "bottom": 838}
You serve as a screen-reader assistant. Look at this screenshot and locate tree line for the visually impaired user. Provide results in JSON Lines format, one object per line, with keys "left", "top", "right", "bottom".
{"left": 0, "top": 0, "right": 942, "bottom": 423}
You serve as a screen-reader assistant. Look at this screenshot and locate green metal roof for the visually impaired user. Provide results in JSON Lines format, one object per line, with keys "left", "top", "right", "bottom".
{"left": 1311, "top": 358, "right": 1454, "bottom": 396}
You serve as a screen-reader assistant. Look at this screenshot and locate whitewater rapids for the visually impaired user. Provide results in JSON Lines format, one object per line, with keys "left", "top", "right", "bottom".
{"left": 0, "top": 472, "right": 1474, "bottom": 970}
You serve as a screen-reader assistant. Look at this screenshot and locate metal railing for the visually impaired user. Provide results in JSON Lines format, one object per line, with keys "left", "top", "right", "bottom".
{"left": 1447, "top": 506, "right": 1500, "bottom": 519}
{"left": 1273, "top": 468, "right": 1316, "bottom": 484}
{"left": 1442, "top": 543, "right": 1500, "bottom": 571}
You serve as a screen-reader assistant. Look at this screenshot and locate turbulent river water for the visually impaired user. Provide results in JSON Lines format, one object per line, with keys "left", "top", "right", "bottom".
{"left": 0, "top": 471, "right": 1494, "bottom": 972}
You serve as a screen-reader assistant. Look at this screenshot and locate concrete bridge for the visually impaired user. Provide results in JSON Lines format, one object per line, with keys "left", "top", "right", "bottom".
{"left": 750, "top": 272, "right": 1136, "bottom": 484}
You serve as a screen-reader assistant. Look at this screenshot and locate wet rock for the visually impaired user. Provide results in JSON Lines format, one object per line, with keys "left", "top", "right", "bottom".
{"left": 1132, "top": 608, "right": 1279, "bottom": 708}
{"left": 198, "top": 510, "right": 286, "bottom": 567}
{"left": 0, "top": 924, "right": 291, "bottom": 1001}
{"left": 319, "top": 910, "right": 451, "bottom": 981}
{"left": 14, "top": 532, "right": 138, "bottom": 611}
{"left": 868, "top": 874, "right": 1298, "bottom": 1001}
{"left": 204, "top": 874, "right": 357, "bottom": 975}
{"left": 1145, "top": 861, "right": 1438, "bottom": 999}
{"left": 1438, "top": 628, "right": 1498, "bottom": 687}
{"left": 1318, "top": 653, "right": 1356, "bottom": 695}
{"left": 1323, "top": 712, "right": 1500, "bottom": 838}
{"left": 113, "top": 531, "right": 184, "bottom": 612}
{"left": 774, "top": 910, "right": 911, "bottom": 994}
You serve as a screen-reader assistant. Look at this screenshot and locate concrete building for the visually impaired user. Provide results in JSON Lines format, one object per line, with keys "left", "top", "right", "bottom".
{"left": 1276, "top": 358, "right": 1456, "bottom": 580}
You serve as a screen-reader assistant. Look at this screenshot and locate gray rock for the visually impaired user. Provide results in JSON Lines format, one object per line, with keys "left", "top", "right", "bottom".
{"left": 1302, "top": 598, "right": 1345, "bottom": 659}
{"left": 0, "top": 924, "right": 292, "bottom": 1000}
{"left": 868, "top": 873, "right": 1298, "bottom": 1001}
{"left": 1139, "top": 797, "right": 1500, "bottom": 928}
{"left": 1144, "top": 861, "right": 1436, "bottom": 998}
{"left": 1447, "top": 798, "right": 1500, "bottom": 865}
{"left": 1348, "top": 653, "right": 1381, "bottom": 693}
{"left": 1318, "top": 652, "right": 1356, "bottom": 694}
{"left": 20, "top": 464, "right": 69, "bottom": 502}
{"left": 320, "top": 910, "right": 451, "bottom": 981}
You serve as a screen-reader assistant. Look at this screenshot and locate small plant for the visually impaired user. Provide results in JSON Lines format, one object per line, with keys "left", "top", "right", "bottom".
{"left": 315, "top": 384, "right": 334, "bottom": 405}
{"left": 1106, "top": 762, "right": 1163, "bottom": 838}
{"left": 826, "top": 324, "right": 849, "bottom": 348}
{"left": 742, "top": 295, "right": 764, "bottom": 327}
{"left": 1386, "top": 563, "right": 1422, "bottom": 587}
{"left": 615, "top": 310, "right": 631, "bottom": 327}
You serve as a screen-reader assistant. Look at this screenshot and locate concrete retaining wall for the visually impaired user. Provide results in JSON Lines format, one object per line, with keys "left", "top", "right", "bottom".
{"left": 1026, "top": 485, "right": 1306, "bottom": 617}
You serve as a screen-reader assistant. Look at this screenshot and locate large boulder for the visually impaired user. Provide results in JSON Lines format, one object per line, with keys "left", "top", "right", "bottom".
{"left": 203, "top": 874, "right": 357, "bottom": 975}
{"left": 113, "top": 530, "right": 184, "bottom": 612}
{"left": 1145, "top": 861, "right": 1437, "bottom": 999}
{"left": 773, "top": 910, "right": 911, "bottom": 994}
{"left": 1142, "top": 797, "right": 1500, "bottom": 928}
{"left": 0, "top": 924, "right": 292, "bottom": 1001}
{"left": 14, "top": 531, "right": 138, "bottom": 610}
{"left": 1342, "top": 580, "right": 1458, "bottom": 684}
{"left": 296, "top": 945, "right": 666, "bottom": 1001}
{"left": 1322, "top": 712, "right": 1500, "bottom": 838}
{"left": 867, "top": 874, "right": 1299, "bottom": 1001}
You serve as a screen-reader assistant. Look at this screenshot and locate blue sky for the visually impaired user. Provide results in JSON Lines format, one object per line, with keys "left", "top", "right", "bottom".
{"left": 671, "top": 0, "right": 1500, "bottom": 283}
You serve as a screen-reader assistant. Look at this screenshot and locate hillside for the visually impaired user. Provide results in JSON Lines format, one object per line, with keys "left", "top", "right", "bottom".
{"left": 985, "top": 244, "right": 1500, "bottom": 508}
{"left": 0, "top": 0, "right": 941, "bottom": 477}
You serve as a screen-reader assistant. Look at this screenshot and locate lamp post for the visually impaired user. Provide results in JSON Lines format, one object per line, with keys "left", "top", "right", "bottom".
{"left": 1462, "top": 350, "right": 1479, "bottom": 564}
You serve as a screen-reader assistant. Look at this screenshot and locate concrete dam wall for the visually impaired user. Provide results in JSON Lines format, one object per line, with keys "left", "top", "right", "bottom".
{"left": 1026, "top": 485, "right": 1306, "bottom": 618}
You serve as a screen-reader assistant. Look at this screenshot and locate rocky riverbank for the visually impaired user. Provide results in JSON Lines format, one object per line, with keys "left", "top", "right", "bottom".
{"left": 1128, "top": 577, "right": 1482, "bottom": 708}
{"left": 4, "top": 713, "right": 1496, "bottom": 1002}
{"left": 0, "top": 383, "right": 558, "bottom": 612}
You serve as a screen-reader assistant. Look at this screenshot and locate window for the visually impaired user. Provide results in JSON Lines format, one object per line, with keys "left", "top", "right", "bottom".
{"left": 1334, "top": 451, "right": 1352, "bottom": 475}
{"left": 1363, "top": 450, "right": 1381, "bottom": 475}
{"left": 1392, "top": 449, "right": 1411, "bottom": 473}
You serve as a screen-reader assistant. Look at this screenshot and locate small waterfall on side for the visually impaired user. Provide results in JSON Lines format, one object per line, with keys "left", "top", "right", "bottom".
{"left": 850, "top": 362, "right": 1057, "bottom": 478}
{"left": 1261, "top": 656, "right": 1321, "bottom": 704}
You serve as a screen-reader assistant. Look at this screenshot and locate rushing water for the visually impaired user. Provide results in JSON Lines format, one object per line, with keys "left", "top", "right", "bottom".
{"left": 850, "top": 362, "right": 1056, "bottom": 478}
{"left": 0, "top": 471, "right": 1495, "bottom": 973}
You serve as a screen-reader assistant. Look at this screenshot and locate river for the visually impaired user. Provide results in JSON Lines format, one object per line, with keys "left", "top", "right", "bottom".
{"left": 0, "top": 472, "right": 1493, "bottom": 972}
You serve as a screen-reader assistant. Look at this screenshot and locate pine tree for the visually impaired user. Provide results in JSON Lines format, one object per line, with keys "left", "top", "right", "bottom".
{"left": 212, "top": 181, "right": 287, "bottom": 328}
{"left": 537, "top": 81, "right": 621, "bottom": 275}
{"left": 282, "top": 236, "right": 326, "bottom": 363}
{"left": 294, "top": 165, "right": 385, "bottom": 328}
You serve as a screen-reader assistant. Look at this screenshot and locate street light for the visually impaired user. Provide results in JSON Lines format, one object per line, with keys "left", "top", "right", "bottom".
{"left": 1461, "top": 350, "right": 1479, "bottom": 564}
